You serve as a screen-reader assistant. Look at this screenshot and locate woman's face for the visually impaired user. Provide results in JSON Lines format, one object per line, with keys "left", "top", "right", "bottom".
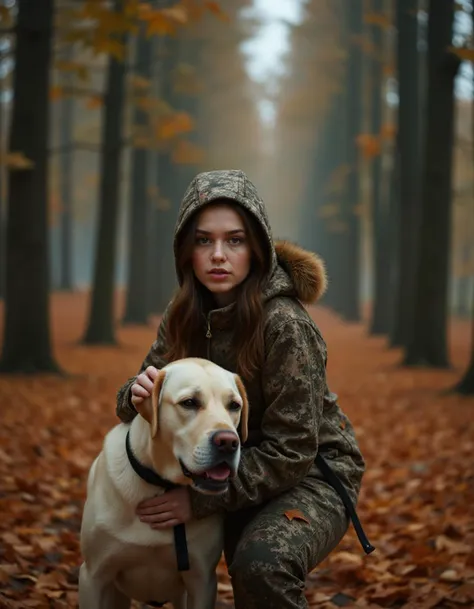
{"left": 192, "top": 203, "right": 252, "bottom": 307}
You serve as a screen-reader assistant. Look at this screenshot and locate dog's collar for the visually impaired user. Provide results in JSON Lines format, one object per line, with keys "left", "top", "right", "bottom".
{"left": 125, "top": 430, "right": 178, "bottom": 491}
{"left": 125, "top": 430, "right": 190, "bottom": 573}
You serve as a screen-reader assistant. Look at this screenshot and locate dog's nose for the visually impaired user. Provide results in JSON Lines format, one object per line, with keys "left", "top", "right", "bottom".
{"left": 211, "top": 430, "right": 239, "bottom": 454}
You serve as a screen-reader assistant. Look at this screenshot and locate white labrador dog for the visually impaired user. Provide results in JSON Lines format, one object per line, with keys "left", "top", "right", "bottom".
{"left": 79, "top": 357, "right": 248, "bottom": 609}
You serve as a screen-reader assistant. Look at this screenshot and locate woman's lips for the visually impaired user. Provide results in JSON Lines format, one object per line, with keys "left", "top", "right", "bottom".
{"left": 208, "top": 270, "right": 230, "bottom": 280}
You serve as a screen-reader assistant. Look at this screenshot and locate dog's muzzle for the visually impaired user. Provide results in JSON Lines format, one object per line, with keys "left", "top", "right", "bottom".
{"left": 180, "top": 429, "right": 240, "bottom": 493}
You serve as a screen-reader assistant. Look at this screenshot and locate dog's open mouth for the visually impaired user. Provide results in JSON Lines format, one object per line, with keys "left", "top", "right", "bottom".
{"left": 180, "top": 460, "right": 233, "bottom": 492}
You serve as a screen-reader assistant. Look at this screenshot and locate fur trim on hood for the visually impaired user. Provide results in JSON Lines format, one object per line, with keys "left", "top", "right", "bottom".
{"left": 274, "top": 241, "right": 327, "bottom": 304}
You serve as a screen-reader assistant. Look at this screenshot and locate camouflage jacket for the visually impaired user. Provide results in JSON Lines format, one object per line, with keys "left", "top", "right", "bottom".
{"left": 116, "top": 169, "right": 365, "bottom": 519}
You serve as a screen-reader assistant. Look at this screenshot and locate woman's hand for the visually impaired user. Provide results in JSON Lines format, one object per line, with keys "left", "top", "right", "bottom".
{"left": 131, "top": 366, "right": 159, "bottom": 407}
{"left": 136, "top": 487, "right": 192, "bottom": 529}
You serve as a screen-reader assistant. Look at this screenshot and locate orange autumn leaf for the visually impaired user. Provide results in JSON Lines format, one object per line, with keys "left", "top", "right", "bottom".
{"left": 85, "top": 95, "right": 104, "bottom": 110}
{"left": 1, "top": 151, "right": 35, "bottom": 170}
{"left": 49, "top": 86, "right": 64, "bottom": 101}
{"left": 284, "top": 509, "right": 309, "bottom": 524}
{"left": 356, "top": 133, "right": 381, "bottom": 159}
{"left": 157, "top": 112, "right": 194, "bottom": 140}
{"left": 380, "top": 123, "right": 396, "bottom": 141}
{"left": 171, "top": 140, "right": 204, "bottom": 165}
{"left": 0, "top": 5, "right": 12, "bottom": 27}
{"left": 205, "top": 1, "right": 229, "bottom": 21}
{"left": 363, "top": 11, "right": 391, "bottom": 29}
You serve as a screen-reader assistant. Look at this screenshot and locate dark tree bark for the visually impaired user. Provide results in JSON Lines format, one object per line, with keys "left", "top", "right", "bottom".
{"left": 339, "top": 0, "right": 363, "bottom": 322}
{"left": 451, "top": 24, "right": 474, "bottom": 394}
{"left": 149, "top": 34, "right": 181, "bottom": 314}
{"left": 123, "top": 24, "right": 152, "bottom": 325}
{"left": 83, "top": 0, "right": 127, "bottom": 345}
{"left": 59, "top": 45, "right": 75, "bottom": 291}
{"left": 455, "top": 256, "right": 472, "bottom": 317}
{"left": 386, "top": 131, "right": 401, "bottom": 341}
{"left": 0, "top": 0, "right": 59, "bottom": 373}
{"left": 390, "top": 0, "right": 422, "bottom": 348}
{"left": 369, "top": 0, "right": 391, "bottom": 335}
{"left": 453, "top": 295, "right": 474, "bottom": 394}
{"left": 0, "top": 80, "right": 4, "bottom": 300}
{"left": 404, "top": 0, "right": 461, "bottom": 367}
{"left": 320, "top": 92, "right": 346, "bottom": 312}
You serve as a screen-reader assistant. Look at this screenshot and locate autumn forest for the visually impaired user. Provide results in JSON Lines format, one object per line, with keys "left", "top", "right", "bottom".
{"left": 0, "top": 0, "right": 474, "bottom": 608}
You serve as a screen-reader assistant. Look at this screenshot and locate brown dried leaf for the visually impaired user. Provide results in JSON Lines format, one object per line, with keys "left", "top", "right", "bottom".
{"left": 284, "top": 509, "right": 310, "bottom": 524}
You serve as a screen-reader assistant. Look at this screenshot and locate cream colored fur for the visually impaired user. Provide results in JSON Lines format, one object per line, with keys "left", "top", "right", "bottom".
{"left": 79, "top": 358, "right": 248, "bottom": 609}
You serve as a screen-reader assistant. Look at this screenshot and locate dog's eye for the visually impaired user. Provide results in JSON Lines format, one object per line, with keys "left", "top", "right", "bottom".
{"left": 229, "top": 401, "right": 241, "bottom": 411}
{"left": 180, "top": 398, "right": 200, "bottom": 410}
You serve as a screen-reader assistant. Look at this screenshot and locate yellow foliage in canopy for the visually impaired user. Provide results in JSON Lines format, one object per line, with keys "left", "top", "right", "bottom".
{"left": 172, "top": 140, "right": 205, "bottom": 165}
{"left": 356, "top": 133, "right": 381, "bottom": 159}
{"left": 449, "top": 46, "right": 474, "bottom": 62}
{"left": 129, "top": 75, "right": 152, "bottom": 91}
{"left": 156, "top": 112, "right": 194, "bottom": 140}
{"left": 0, "top": 5, "right": 12, "bottom": 28}
{"left": 49, "top": 86, "right": 65, "bottom": 101}
{"left": 85, "top": 95, "right": 104, "bottom": 110}
{"left": 363, "top": 11, "right": 391, "bottom": 30}
{"left": 55, "top": 60, "right": 90, "bottom": 82}
{"left": 0, "top": 152, "right": 35, "bottom": 170}
{"left": 57, "top": 0, "right": 225, "bottom": 56}
{"left": 380, "top": 123, "right": 396, "bottom": 141}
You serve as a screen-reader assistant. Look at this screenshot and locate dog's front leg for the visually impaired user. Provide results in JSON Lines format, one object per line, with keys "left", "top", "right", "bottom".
{"left": 182, "top": 570, "right": 217, "bottom": 609}
{"left": 79, "top": 562, "right": 130, "bottom": 609}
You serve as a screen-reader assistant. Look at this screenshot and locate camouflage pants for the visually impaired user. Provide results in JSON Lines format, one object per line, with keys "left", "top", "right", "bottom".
{"left": 223, "top": 476, "right": 349, "bottom": 609}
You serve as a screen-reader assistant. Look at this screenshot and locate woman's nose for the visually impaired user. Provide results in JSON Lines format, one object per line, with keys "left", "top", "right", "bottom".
{"left": 211, "top": 243, "right": 226, "bottom": 261}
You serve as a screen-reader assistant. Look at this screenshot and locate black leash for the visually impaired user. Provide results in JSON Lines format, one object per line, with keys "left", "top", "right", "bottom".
{"left": 315, "top": 453, "right": 375, "bottom": 555}
{"left": 125, "top": 430, "right": 190, "bottom": 572}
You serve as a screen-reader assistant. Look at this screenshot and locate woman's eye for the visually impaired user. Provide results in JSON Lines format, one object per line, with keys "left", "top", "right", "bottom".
{"left": 196, "top": 237, "right": 210, "bottom": 245}
{"left": 229, "top": 401, "right": 241, "bottom": 411}
{"left": 229, "top": 238, "right": 243, "bottom": 245}
{"left": 180, "top": 398, "right": 200, "bottom": 410}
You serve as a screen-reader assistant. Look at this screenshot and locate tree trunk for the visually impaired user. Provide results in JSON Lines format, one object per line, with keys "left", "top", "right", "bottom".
{"left": 452, "top": 293, "right": 474, "bottom": 394}
{"left": 123, "top": 24, "right": 152, "bottom": 325}
{"left": 83, "top": 0, "right": 127, "bottom": 345}
{"left": 386, "top": 131, "right": 401, "bottom": 342}
{"left": 455, "top": 266, "right": 472, "bottom": 318}
{"left": 0, "top": 82, "right": 4, "bottom": 301}
{"left": 321, "top": 92, "right": 347, "bottom": 312}
{"left": 0, "top": 0, "right": 59, "bottom": 373}
{"left": 339, "top": 0, "right": 363, "bottom": 322}
{"left": 369, "top": 0, "right": 391, "bottom": 335}
{"left": 0, "top": 28, "right": 6, "bottom": 300}
{"left": 59, "top": 45, "right": 75, "bottom": 291}
{"left": 154, "top": 152, "right": 179, "bottom": 312}
{"left": 451, "top": 19, "right": 474, "bottom": 394}
{"left": 404, "top": 0, "right": 461, "bottom": 366}
{"left": 149, "top": 35, "right": 180, "bottom": 314}
{"left": 390, "top": 0, "right": 421, "bottom": 348}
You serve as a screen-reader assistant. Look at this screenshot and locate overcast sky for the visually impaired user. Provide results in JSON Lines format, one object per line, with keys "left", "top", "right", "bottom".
{"left": 241, "top": 0, "right": 305, "bottom": 124}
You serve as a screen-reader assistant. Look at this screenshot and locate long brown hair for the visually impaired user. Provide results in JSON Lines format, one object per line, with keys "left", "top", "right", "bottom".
{"left": 165, "top": 201, "right": 269, "bottom": 379}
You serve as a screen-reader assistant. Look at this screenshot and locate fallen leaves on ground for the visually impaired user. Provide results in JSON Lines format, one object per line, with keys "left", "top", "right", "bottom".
{"left": 0, "top": 293, "right": 473, "bottom": 608}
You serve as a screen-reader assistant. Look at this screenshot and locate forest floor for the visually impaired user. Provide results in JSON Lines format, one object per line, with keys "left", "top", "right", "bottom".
{"left": 0, "top": 292, "right": 473, "bottom": 609}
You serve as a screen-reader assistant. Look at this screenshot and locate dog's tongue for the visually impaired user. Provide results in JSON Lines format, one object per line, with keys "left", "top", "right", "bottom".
{"left": 206, "top": 463, "right": 231, "bottom": 481}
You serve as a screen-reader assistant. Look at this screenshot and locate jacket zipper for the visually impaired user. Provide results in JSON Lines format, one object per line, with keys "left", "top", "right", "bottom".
{"left": 206, "top": 313, "right": 212, "bottom": 359}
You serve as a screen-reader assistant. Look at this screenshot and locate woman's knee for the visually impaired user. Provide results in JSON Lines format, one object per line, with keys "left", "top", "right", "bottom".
{"left": 228, "top": 537, "right": 305, "bottom": 586}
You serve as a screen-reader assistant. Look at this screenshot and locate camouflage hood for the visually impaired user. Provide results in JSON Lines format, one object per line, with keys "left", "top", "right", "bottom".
{"left": 174, "top": 169, "right": 327, "bottom": 304}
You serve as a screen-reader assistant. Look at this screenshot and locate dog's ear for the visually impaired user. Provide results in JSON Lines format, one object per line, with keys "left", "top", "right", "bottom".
{"left": 234, "top": 374, "right": 249, "bottom": 444}
{"left": 135, "top": 369, "right": 166, "bottom": 437}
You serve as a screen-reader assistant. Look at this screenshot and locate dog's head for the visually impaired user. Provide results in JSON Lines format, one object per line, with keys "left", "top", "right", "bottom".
{"left": 135, "top": 357, "right": 248, "bottom": 494}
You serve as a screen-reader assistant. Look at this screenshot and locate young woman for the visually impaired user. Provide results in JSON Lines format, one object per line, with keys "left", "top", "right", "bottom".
{"left": 116, "top": 169, "right": 366, "bottom": 609}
